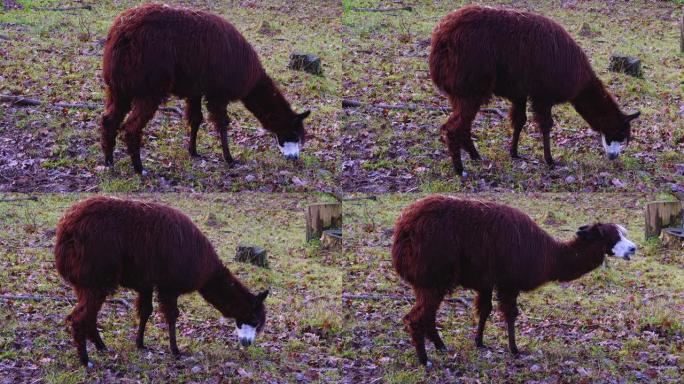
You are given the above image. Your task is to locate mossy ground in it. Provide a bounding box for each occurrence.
[343,193,683,383]
[0,0,341,192]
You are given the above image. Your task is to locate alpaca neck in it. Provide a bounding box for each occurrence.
[552,238,606,282]
[199,266,254,319]
[571,77,622,131]
[241,75,295,130]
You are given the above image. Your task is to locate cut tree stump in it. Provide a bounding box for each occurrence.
[321,229,342,250]
[608,54,643,78]
[661,228,684,249]
[305,203,342,242]
[644,201,684,238]
[235,244,268,268]
[288,52,323,76]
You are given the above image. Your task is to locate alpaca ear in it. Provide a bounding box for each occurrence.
[256,290,269,303]
[577,226,597,240]
[626,111,640,122]
[297,110,311,121]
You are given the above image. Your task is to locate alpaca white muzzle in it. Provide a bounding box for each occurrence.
[611,229,636,260]
[236,324,256,347]
[279,141,300,160]
[601,135,622,160]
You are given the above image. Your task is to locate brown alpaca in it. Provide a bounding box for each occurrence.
[391,195,636,366]
[429,6,640,176]
[101,3,310,174]
[54,196,268,367]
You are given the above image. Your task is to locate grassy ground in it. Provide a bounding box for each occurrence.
[343,193,683,383]
[0,0,341,193]
[340,0,684,193]
[0,193,348,383]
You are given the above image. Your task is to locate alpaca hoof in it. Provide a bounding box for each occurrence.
[86,361,94,369]
[189,150,200,158]
[136,342,147,350]
[104,158,113,167]
[425,360,433,368]
[460,171,468,178]
[435,345,449,354]
[510,347,520,356]
[95,344,108,352]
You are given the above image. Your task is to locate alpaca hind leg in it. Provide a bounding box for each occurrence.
[424,290,448,352]
[206,99,233,164]
[509,99,527,159]
[498,290,520,355]
[474,288,493,348]
[403,306,429,366]
[531,102,555,167]
[122,97,162,174]
[69,290,107,366]
[158,292,181,356]
[442,98,482,176]
[101,92,131,166]
[185,97,203,157]
[404,288,446,365]
[135,289,153,349]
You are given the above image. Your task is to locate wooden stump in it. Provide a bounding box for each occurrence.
[661,228,684,249]
[321,229,342,250]
[645,201,684,238]
[235,244,268,268]
[305,203,342,242]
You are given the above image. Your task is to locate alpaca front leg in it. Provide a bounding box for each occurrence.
[206,99,234,164]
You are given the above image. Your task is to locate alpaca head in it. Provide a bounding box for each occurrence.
[235,290,269,347]
[601,111,640,160]
[274,111,310,160]
[576,223,636,260]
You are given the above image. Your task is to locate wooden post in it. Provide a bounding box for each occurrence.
[305,203,342,242]
[644,201,684,238]
[680,14,684,53]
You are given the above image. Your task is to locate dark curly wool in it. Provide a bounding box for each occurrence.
[55,196,267,366]
[392,195,631,365]
[101,3,309,173]
[429,5,639,175]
